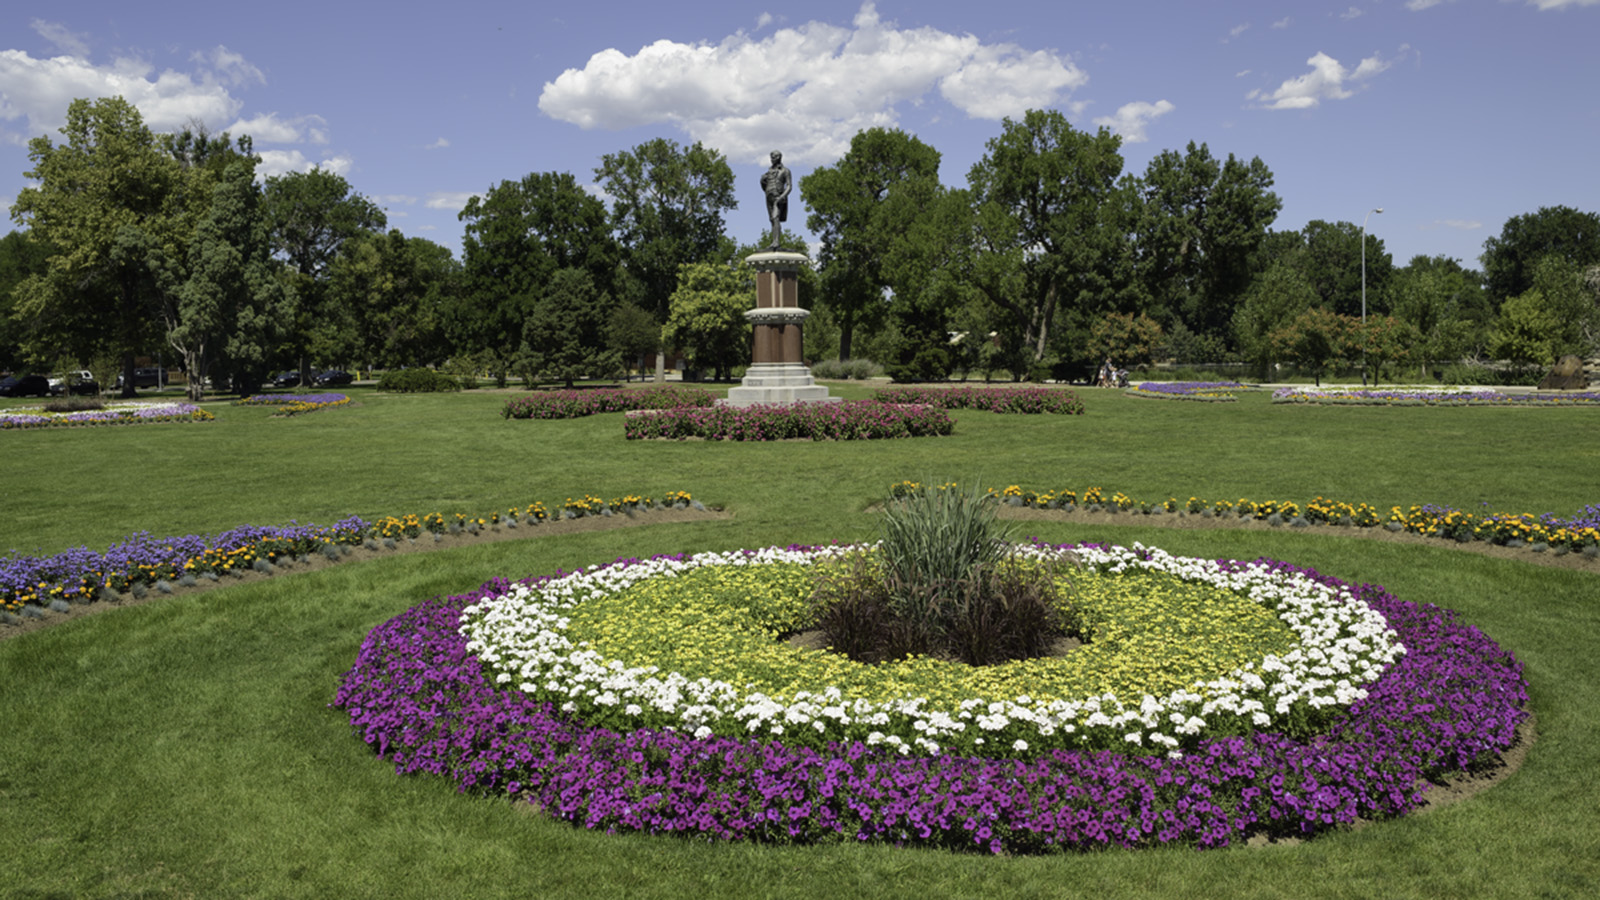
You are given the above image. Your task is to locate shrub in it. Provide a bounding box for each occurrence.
[376,368,461,393]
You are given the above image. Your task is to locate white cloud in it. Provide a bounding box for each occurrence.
[1225,23,1250,41]
[756,13,774,29]
[256,150,352,180]
[425,137,450,150]
[1526,0,1600,8]
[1425,219,1483,231]
[425,191,478,213]
[1340,7,1365,20]
[226,112,328,144]
[376,194,417,207]
[30,19,90,58]
[1091,99,1174,143]
[191,46,264,88]
[1272,18,1292,29]
[1406,0,1450,9]
[1247,51,1394,110]
[537,1,1086,165]
[0,49,245,137]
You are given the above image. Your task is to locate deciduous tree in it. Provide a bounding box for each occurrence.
[596,139,736,379]
[10,97,178,395]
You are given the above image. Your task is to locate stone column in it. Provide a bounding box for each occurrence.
[720,251,838,407]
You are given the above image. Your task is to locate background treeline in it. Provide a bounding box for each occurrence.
[4,97,1598,395]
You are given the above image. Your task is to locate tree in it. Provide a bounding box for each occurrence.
[966,110,1133,364]
[1269,307,1354,386]
[1233,261,1317,380]
[165,160,295,400]
[451,171,616,386]
[1357,316,1418,387]
[0,230,55,372]
[1131,142,1281,340]
[595,139,737,379]
[609,302,661,381]
[517,268,621,387]
[1391,255,1487,374]
[10,97,179,395]
[661,261,753,381]
[325,230,454,371]
[262,168,386,384]
[1297,220,1394,319]
[1087,312,1165,372]
[801,128,942,360]
[1481,205,1600,304]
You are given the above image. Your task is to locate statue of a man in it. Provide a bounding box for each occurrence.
[760,150,791,250]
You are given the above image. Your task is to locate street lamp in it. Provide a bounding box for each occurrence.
[1361,207,1383,384]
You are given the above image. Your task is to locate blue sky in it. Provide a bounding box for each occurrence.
[3,0,1596,271]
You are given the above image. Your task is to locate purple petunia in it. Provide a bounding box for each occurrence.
[332,546,1527,853]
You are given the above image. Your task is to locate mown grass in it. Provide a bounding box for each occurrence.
[2,384,1597,898]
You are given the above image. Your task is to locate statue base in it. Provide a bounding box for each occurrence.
[720,363,840,407]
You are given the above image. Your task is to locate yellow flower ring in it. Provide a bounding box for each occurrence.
[460,543,1405,760]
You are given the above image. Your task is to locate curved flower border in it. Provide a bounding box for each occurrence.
[1127,382,1248,402]
[1272,386,1600,406]
[334,545,1527,852]
[236,393,350,415]
[459,544,1403,758]
[1,400,215,430]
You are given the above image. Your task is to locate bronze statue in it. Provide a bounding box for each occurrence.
[760,150,791,250]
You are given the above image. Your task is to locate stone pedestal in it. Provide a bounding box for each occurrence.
[721,252,839,407]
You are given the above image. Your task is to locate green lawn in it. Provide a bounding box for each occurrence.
[1,385,1597,898]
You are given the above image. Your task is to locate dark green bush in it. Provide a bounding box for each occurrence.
[376,368,462,393]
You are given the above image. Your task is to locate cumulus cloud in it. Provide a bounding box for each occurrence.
[226,112,328,144]
[537,2,1086,164]
[1247,51,1395,110]
[1091,99,1174,143]
[0,49,245,137]
[256,150,352,179]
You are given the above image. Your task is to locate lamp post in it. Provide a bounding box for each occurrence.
[1361,207,1383,385]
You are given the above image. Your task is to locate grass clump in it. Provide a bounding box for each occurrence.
[812,483,1070,666]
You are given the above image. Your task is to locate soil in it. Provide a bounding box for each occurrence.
[2,500,1544,831]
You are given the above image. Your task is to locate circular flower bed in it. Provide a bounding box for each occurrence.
[334,543,1527,852]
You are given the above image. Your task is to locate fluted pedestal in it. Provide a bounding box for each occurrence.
[720,252,838,407]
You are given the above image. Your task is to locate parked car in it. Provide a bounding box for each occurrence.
[112,367,168,390]
[315,369,353,386]
[272,370,303,388]
[49,370,99,396]
[0,374,51,397]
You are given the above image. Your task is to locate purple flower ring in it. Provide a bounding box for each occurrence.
[334,543,1527,853]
